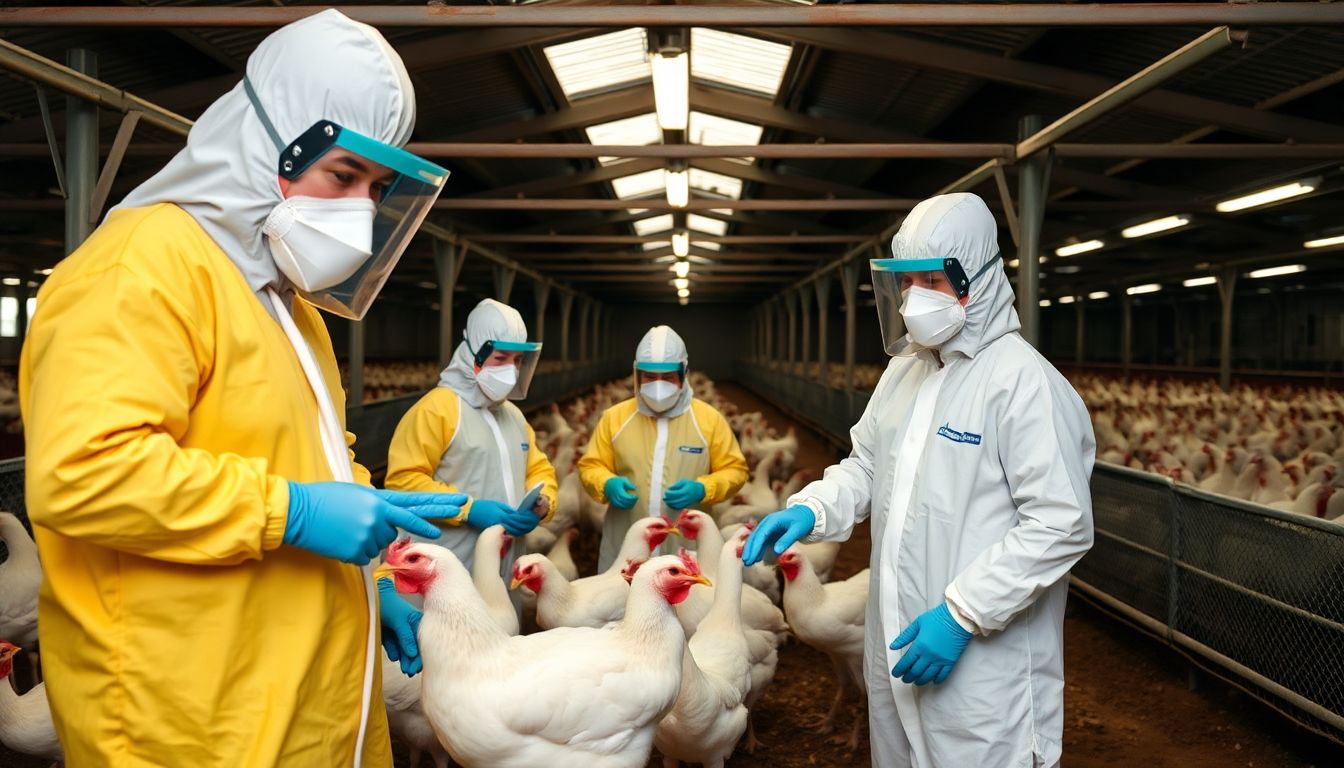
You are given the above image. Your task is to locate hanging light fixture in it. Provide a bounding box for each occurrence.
[672,261,691,279]
[672,230,689,257]
[665,168,689,208]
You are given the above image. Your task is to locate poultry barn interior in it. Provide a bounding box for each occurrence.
[2,2,1344,767]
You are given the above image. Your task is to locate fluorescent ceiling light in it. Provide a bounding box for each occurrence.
[1039,299,1052,308]
[1247,264,1306,279]
[1055,239,1104,258]
[1122,216,1189,239]
[1055,265,1081,274]
[689,167,743,199]
[1088,291,1110,300]
[677,288,691,298]
[1215,179,1318,213]
[415,281,437,290]
[1057,295,1075,305]
[543,29,649,100]
[687,214,727,236]
[612,168,665,199]
[585,113,661,165]
[665,169,689,208]
[651,52,689,131]
[1183,276,1217,287]
[673,261,691,278]
[696,241,722,251]
[679,296,689,306]
[688,112,763,147]
[673,277,690,290]
[690,29,792,98]
[1126,283,1162,295]
[641,240,669,251]
[37,268,53,276]
[672,231,689,257]
[1304,234,1344,249]
[632,214,674,235]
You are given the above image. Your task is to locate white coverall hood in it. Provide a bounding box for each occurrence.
[888,193,1019,359]
[115,9,416,301]
[634,325,693,418]
[789,193,1095,766]
[440,299,530,410]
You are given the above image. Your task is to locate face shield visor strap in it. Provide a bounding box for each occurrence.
[473,340,543,399]
[244,76,286,153]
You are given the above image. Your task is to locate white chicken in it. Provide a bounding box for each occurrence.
[719,523,780,604]
[473,525,519,636]
[0,513,40,653]
[512,552,639,630]
[387,540,703,768]
[778,546,870,749]
[545,527,581,582]
[382,657,450,768]
[0,641,61,764]
[653,539,752,768]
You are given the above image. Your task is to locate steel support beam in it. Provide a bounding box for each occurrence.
[463,158,662,200]
[533,280,551,344]
[590,303,601,363]
[799,285,812,377]
[411,142,1014,159]
[1074,302,1086,366]
[841,261,860,396]
[440,85,653,143]
[1121,293,1134,380]
[1217,267,1238,392]
[6,5,1341,27]
[558,292,574,364]
[434,241,466,369]
[1016,115,1047,349]
[469,234,868,245]
[492,263,516,303]
[64,48,97,252]
[814,274,831,385]
[436,198,918,212]
[576,299,591,363]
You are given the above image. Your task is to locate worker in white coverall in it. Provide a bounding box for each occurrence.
[743,192,1095,768]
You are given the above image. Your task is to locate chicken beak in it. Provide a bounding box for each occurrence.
[692,574,712,588]
[665,526,681,538]
[509,577,524,590]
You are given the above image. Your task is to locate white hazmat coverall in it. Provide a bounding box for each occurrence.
[788,193,1096,768]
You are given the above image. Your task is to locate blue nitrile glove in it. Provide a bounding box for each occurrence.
[889,603,974,686]
[283,482,462,565]
[466,499,540,537]
[741,505,816,566]
[603,476,639,510]
[378,577,423,677]
[663,479,706,511]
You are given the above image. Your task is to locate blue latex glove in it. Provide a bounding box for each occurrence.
[889,603,974,686]
[663,479,706,510]
[378,577,423,677]
[603,476,639,510]
[467,499,540,536]
[283,482,462,565]
[741,505,816,566]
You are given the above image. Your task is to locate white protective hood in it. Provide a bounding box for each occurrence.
[634,325,693,418]
[888,193,1019,360]
[440,299,531,410]
[114,9,416,302]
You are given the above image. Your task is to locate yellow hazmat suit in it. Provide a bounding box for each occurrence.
[20,204,391,766]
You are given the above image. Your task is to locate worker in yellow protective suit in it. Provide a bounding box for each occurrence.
[578,325,749,571]
[386,298,558,604]
[18,11,463,767]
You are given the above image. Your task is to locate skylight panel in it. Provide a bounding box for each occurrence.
[585,113,662,165]
[688,112,763,147]
[688,214,728,236]
[544,29,651,100]
[633,215,674,235]
[689,168,743,199]
[611,169,665,199]
[642,241,670,251]
[690,29,792,98]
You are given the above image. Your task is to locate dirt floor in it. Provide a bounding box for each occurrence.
[4,381,1341,768]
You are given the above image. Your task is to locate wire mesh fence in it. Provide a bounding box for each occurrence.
[736,362,1344,744]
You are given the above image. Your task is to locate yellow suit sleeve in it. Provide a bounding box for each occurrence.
[384,389,469,523]
[524,423,559,523]
[696,406,750,505]
[348,431,372,487]
[577,410,620,504]
[22,264,290,565]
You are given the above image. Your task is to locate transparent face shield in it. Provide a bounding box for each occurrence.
[633,360,686,389]
[472,339,543,400]
[247,78,449,320]
[869,254,1000,354]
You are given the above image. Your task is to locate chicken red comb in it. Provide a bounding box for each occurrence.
[676,547,702,576]
[387,537,413,562]
[743,519,758,531]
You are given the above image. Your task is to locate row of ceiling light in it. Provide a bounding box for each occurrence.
[1050,177,1336,260]
[1039,264,1309,307]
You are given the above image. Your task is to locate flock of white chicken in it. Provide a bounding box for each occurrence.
[383,373,871,768]
[1078,375,1344,522]
[0,373,871,768]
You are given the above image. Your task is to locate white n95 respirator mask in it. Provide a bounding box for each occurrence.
[477,364,520,403]
[641,381,681,413]
[900,286,967,348]
[263,196,376,292]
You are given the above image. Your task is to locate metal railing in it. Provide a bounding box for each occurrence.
[734,361,1344,744]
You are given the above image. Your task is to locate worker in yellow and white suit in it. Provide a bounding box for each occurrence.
[385,298,558,594]
[19,11,464,767]
[578,325,748,571]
